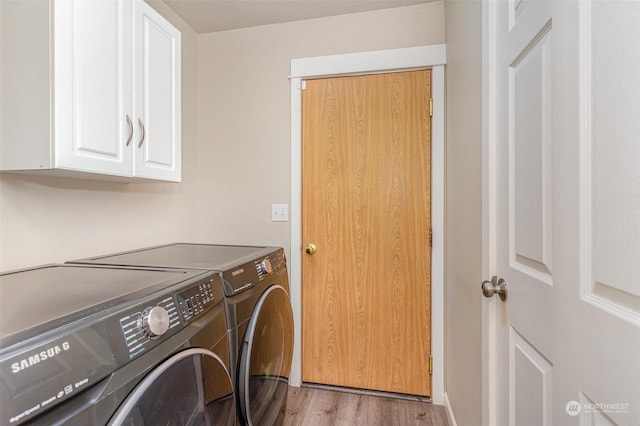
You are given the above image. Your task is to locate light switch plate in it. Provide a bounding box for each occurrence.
[271,204,289,222]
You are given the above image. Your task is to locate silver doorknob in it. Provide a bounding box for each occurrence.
[481,276,508,301]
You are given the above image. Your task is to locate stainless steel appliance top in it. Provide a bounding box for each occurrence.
[0,264,203,345]
[70,243,278,272]
[69,243,287,297]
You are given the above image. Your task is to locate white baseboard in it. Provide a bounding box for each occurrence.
[443,392,458,426]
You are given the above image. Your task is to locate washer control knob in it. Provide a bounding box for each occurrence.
[139,306,170,338]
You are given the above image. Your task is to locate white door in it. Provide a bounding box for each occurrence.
[483,1,640,425]
[133,0,181,182]
[54,0,133,176]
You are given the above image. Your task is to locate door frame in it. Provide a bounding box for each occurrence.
[289,44,446,405]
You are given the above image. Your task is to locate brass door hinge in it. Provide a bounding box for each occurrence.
[429,98,433,117]
[429,227,433,247]
[429,354,433,376]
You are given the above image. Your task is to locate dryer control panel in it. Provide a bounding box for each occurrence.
[255,251,285,281]
[222,248,287,296]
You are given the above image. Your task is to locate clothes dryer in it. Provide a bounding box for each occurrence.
[70,243,294,426]
[0,264,235,425]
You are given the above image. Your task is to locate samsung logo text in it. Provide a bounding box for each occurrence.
[10,342,71,373]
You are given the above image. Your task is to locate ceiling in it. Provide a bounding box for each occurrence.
[162,0,434,34]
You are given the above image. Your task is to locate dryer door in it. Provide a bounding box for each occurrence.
[109,348,235,425]
[238,285,294,426]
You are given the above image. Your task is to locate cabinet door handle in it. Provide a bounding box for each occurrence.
[125,115,133,146]
[137,118,146,148]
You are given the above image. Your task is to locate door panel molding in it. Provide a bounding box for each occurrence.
[508,23,553,284]
[509,327,552,426]
[289,45,445,404]
[578,1,640,326]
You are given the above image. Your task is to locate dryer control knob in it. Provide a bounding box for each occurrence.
[257,259,273,276]
[139,306,170,339]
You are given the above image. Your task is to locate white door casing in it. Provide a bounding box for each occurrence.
[289,45,446,404]
[483,1,640,425]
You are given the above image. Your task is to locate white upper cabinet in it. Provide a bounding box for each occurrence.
[0,0,181,182]
[133,2,181,181]
[53,0,134,177]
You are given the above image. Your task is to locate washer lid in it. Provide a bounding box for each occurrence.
[0,264,200,345]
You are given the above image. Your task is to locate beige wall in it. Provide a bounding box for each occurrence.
[195,2,445,255]
[0,2,199,271]
[444,0,483,424]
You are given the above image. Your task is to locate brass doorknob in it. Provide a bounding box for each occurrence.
[305,243,317,255]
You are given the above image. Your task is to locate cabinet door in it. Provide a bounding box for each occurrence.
[54,0,134,176]
[133,1,181,182]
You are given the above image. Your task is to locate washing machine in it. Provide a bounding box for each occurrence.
[0,264,235,425]
[70,243,295,426]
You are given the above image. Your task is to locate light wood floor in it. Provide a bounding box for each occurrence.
[283,386,449,426]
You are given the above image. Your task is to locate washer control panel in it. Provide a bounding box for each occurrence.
[117,274,221,360]
[176,276,217,321]
[119,296,180,359]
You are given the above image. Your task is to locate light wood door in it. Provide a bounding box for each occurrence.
[301,70,432,397]
[486,0,640,424]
